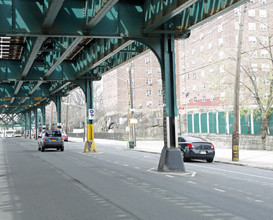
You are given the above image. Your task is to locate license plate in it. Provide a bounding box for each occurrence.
[51,139,56,142]
[200,151,206,154]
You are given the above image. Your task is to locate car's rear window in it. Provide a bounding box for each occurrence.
[183,136,206,142]
[45,131,62,137]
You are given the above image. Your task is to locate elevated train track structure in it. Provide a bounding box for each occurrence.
[0,0,247,171]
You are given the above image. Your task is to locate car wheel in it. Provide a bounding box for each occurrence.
[206,158,214,163]
[41,146,45,152]
[60,146,64,151]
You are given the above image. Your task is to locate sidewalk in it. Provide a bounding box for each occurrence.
[70,138,273,171]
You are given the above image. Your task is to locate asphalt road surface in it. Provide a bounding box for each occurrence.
[0,138,272,220]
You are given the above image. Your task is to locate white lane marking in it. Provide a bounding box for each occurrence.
[191,172,197,177]
[187,181,196,185]
[214,188,226,193]
[134,167,140,169]
[123,164,129,167]
[165,175,174,178]
[189,164,273,180]
[247,197,264,203]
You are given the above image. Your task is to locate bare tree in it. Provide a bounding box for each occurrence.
[239,33,273,150]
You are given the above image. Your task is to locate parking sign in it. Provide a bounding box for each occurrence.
[89,109,95,120]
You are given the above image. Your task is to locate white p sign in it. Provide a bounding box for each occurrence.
[89,109,95,120]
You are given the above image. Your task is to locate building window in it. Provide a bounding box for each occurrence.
[146,89,152,96]
[208,42,213,50]
[218,24,223,33]
[220,65,225,73]
[220,92,225,100]
[202,96,206,102]
[145,57,151,64]
[259,10,267,18]
[249,0,255,3]
[191,48,195,55]
[209,68,214,74]
[259,0,266,4]
[181,52,185,59]
[220,78,225,86]
[260,23,267,31]
[126,67,134,74]
[235,22,240,30]
[191,37,195,43]
[201,70,205,77]
[145,68,152,75]
[199,32,204,40]
[261,50,269,58]
[249,36,257,44]
[200,45,204,53]
[248,23,256,31]
[193,97,197,103]
[158,90,162,96]
[202,83,205,89]
[192,72,196,79]
[210,95,215,101]
[157,68,161,74]
[219,51,224,59]
[251,51,257,58]
[262,64,269,72]
[208,56,212,63]
[208,29,212,36]
[218,38,223,46]
[145,78,152,85]
[146,101,153,107]
[192,85,196,92]
[251,63,258,72]
[192,60,196,66]
[248,9,255,17]
[158,100,163,106]
[157,79,162,85]
[234,8,240,16]
[260,36,268,44]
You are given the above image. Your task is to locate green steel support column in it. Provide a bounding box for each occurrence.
[34,108,38,140]
[56,96,62,130]
[28,111,32,139]
[84,79,97,153]
[140,34,185,172]
[24,113,27,138]
[41,105,46,131]
[157,34,185,172]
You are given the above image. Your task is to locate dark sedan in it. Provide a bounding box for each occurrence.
[178,136,215,163]
[38,130,64,152]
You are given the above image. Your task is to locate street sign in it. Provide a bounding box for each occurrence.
[88,109,95,120]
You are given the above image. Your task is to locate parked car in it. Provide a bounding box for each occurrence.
[38,130,64,152]
[178,135,215,163]
[62,132,68,141]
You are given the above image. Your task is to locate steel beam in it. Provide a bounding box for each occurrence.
[144,0,198,33]
[43,0,65,29]
[86,0,119,29]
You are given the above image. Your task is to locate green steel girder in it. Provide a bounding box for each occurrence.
[0,0,248,118]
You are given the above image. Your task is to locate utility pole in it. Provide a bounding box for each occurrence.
[232,4,246,161]
[129,62,136,147]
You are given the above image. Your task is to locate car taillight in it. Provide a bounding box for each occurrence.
[187,143,195,149]
[42,137,45,141]
[62,137,64,141]
[211,144,215,149]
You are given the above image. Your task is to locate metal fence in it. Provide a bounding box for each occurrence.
[187,111,273,135]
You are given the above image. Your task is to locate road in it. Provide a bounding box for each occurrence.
[0,138,272,220]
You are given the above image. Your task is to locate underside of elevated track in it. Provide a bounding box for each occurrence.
[0,0,248,171]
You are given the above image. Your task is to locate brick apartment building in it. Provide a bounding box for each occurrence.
[94,0,273,138]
